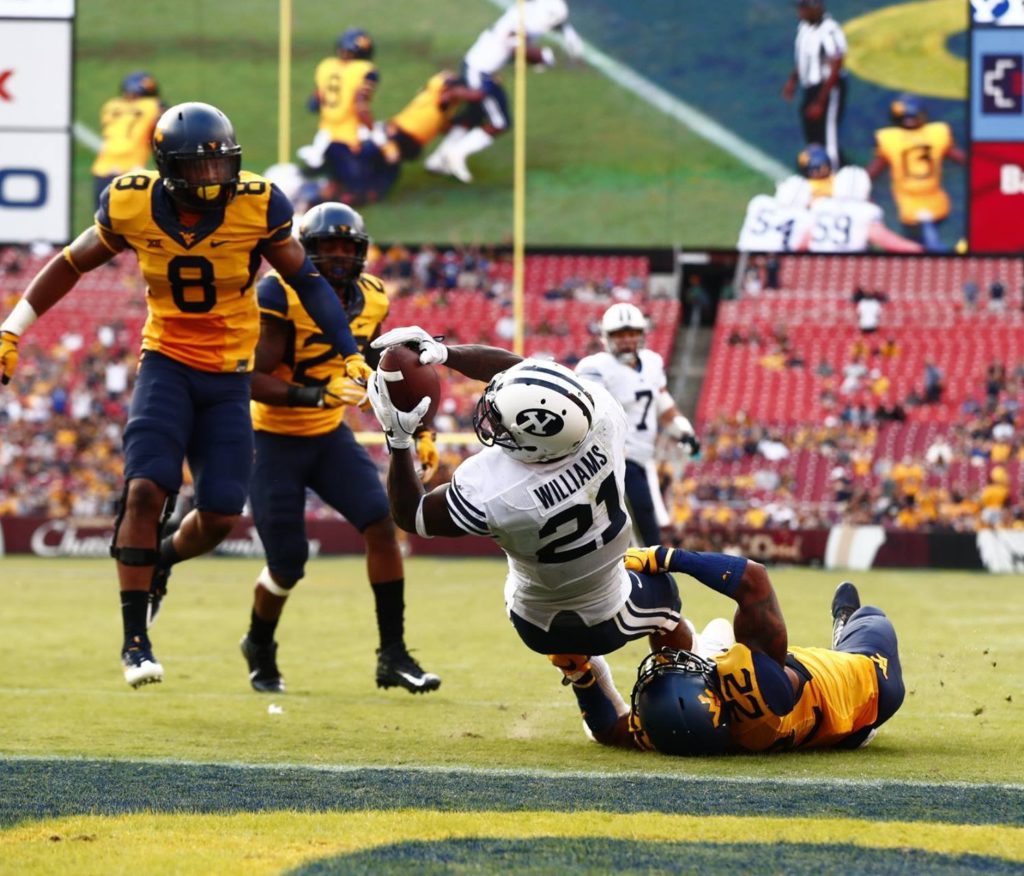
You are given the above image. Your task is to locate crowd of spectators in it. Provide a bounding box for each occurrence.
[3,242,1022,536]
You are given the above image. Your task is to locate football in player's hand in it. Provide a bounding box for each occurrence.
[378,343,440,425]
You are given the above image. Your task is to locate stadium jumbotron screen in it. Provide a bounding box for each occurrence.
[62,0,1015,252]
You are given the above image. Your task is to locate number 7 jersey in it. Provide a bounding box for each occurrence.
[446,381,634,630]
[96,169,294,373]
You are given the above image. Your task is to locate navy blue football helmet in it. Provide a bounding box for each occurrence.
[631,648,731,756]
[890,93,926,128]
[298,202,370,287]
[337,28,374,59]
[121,71,159,98]
[153,102,242,213]
[797,143,832,179]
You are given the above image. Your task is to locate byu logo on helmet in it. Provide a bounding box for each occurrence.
[516,408,564,437]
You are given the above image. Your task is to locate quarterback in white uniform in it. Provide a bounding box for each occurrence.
[804,165,923,253]
[366,327,699,722]
[737,175,814,253]
[425,0,584,183]
[575,303,699,546]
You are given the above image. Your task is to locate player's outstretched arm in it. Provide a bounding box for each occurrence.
[372,325,522,382]
[868,223,924,254]
[1,226,119,384]
[625,548,788,665]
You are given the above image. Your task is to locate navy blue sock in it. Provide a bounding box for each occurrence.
[120,590,149,642]
[569,672,620,738]
[158,535,182,568]
[248,609,279,646]
[372,579,405,649]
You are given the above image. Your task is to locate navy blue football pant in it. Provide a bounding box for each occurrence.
[510,570,681,656]
[835,606,905,744]
[122,350,253,515]
[624,459,661,547]
[250,425,390,582]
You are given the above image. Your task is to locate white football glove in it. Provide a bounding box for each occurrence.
[367,368,431,450]
[371,325,449,365]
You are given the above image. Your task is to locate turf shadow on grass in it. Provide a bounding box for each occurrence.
[287,838,1024,876]
[2,759,1023,828]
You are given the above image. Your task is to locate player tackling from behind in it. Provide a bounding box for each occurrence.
[366,328,716,717]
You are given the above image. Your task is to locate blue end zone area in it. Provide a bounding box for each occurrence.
[2,759,1021,828]
[570,0,967,245]
[290,838,1024,876]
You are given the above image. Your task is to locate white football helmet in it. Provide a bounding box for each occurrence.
[774,175,812,210]
[600,303,647,363]
[832,166,872,202]
[473,359,595,463]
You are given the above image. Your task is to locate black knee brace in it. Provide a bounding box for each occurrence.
[109,483,178,566]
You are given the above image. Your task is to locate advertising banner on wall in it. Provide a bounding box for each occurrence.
[0,14,73,244]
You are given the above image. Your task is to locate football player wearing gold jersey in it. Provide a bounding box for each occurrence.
[370,71,484,200]
[867,94,965,250]
[307,28,380,204]
[384,71,484,164]
[91,71,165,207]
[797,143,833,200]
[243,202,440,695]
[554,548,904,755]
[0,102,369,689]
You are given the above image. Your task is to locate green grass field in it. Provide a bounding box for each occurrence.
[2,556,1023,873]
[2,556,1021,779]
[72,0,766,246]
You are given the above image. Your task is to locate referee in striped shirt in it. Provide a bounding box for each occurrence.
[782,0,848,168]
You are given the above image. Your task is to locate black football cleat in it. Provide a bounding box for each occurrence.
[122,634,164,688]
[240,635,285,693]
[831,581,861,649]
[147,562,172,629]
[376,643,441,694]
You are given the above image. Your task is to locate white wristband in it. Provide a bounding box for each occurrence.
[1,298,38,336]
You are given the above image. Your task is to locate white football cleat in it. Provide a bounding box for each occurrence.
[424,150,450,175]
[446,154,473,184]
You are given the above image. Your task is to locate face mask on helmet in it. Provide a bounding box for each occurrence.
[299,202,370,287]
[631,649,731,756]
[601,304,647,363]
[472,359,595,463]
[153,102,242,213]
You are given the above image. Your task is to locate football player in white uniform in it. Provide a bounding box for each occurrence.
[424,0,584,183]
[367,327,701,723]
[802,166,923,253]
[737,175,814,252]
[575,304,699,546]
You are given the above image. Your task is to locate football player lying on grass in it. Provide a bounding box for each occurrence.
[554,547,905,755]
